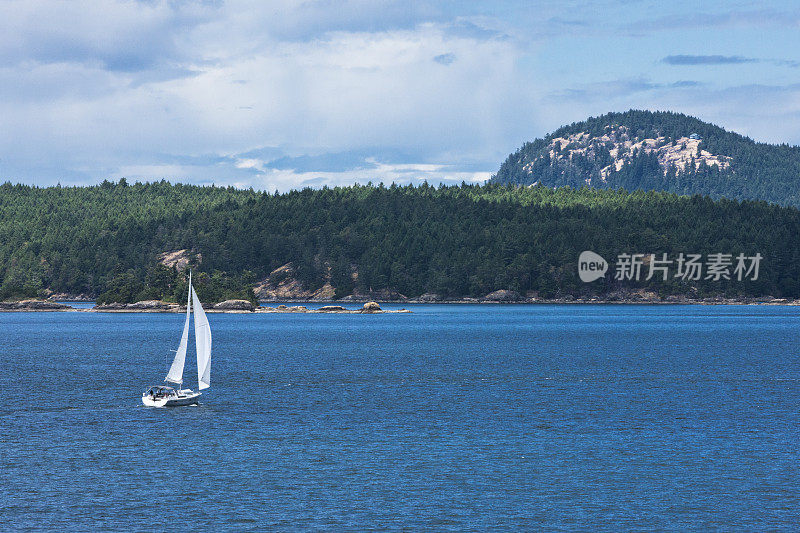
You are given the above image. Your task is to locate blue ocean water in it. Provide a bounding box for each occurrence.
[1,304,799,531]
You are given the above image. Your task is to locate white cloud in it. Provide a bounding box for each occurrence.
[109,157,490,193]
[1,1,800,189]
[174,23,528,151]
[0,3,529,187]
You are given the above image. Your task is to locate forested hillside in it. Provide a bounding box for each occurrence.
[1,180,799,302]
[492,110,800,206]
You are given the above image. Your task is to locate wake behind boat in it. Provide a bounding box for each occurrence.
[142,272,211,407]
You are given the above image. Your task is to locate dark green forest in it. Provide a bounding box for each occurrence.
[492,110,800,207]
[1,180,799,302]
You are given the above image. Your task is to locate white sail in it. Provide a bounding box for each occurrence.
[165,276,192,384]
[192,285,211,390]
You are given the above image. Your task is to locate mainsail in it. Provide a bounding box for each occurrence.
[192,286,212,390]
[165,275,192,384]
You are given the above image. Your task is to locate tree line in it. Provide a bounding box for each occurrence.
[1,180,799,302]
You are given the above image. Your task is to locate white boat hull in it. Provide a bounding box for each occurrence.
[142,388,201,407]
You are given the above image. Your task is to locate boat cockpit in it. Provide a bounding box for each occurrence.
[143,386,177,399]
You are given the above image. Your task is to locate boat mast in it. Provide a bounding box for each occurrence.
[164,269,192,389]
[184,270,192,391]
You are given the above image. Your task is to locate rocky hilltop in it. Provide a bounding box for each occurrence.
[492,109,800,206]
[539,127,730,184]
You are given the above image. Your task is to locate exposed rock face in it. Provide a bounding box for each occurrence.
[254,304,410,313]
[127,300,175,310]
[158,249,200,272]
[0,299,71,311]
[254,263,302,299]
[537,127,731,185]
[482,290,523,302]
[258,305,309,312]
[253,262,406,302]
[414,293,442,302]
[212,299,255,311]
[362,301,381,312]
[310,282,336,301]
[94,300,179,311]
[338,288,407,302]
[601,288,663,303]
[254,263,335,300]
[46,292,94,301]
[94,302,126,310]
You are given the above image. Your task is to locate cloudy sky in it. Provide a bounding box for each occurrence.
[2,0,799,190]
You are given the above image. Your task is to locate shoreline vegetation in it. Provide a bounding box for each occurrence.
[3,181,800,305]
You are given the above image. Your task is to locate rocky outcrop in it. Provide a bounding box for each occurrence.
[488,111,799,204]
[412,293,443,302]
[309,283,336,301]
[256,304,409,314]
[46,292,94,301]
[94,302,127,310]
[212,299,255,311]
[254,263,335,300]
[254,262,406,302]
[94,300,180,312]
[338,288,407,302]
[268,304,308,312]
[0,299,71,311]
[128,300,175,310]
[482,290,523,302]
[362,301,381,312]
[539,128,731,183]
[157,249,200,271]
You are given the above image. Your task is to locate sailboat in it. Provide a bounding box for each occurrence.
[142,272,211,407]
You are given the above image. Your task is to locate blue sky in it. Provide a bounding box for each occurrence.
[2,0,799,190]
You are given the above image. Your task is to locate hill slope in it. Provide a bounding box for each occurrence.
[491,110,800,206]
[1,181,799,302]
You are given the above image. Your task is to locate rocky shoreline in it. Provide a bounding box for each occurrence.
[0,299,410,313]
[0,299,76,311]
[258,291,800,306]
[3,294,800,312]
[253,288,800,306]
[90,299,408,313]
